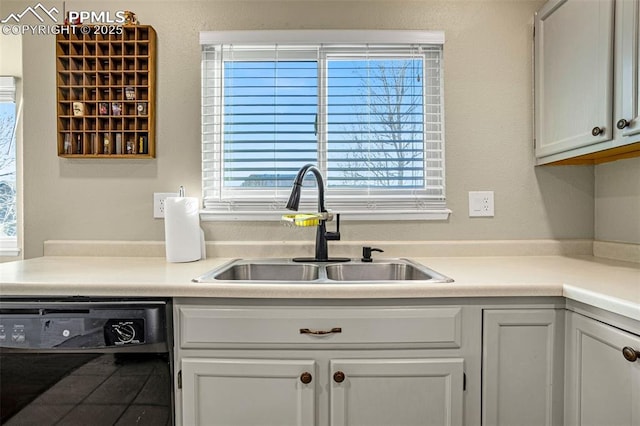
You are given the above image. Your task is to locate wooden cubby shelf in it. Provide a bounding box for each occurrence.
[56,25,156,158]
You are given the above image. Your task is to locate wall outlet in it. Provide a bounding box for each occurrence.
[468,191,494,217]
[154,192,178,218]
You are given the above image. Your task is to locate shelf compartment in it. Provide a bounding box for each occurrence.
[57,87,71,101]
[84,74,97,88]
[136,42,149,56]
[70,87,83,101]
[110,117,123,130]
[135,88,148,101]
[110,73,123,86]
[97,89,111,101]
[136,72,148,86]
[84,58,96,71]
[110,58,123,71]
[97,43,110,57]
[57,115,71,129]
[123,27,136,41]
[123,73,136,86]
[124,58,136,71]
[137,27,149,40]
[83,43,96,56]
[57,42,70,56]
[111,43,123,56]
[69,43,83,56]
[136,58,148,71]
[57,72,70,86]
[124,42,136,56]
[69,57,83,71]
[83,102,97,116]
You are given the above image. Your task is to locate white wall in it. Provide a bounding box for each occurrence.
[6,0,602,259]
[595,157,640,244]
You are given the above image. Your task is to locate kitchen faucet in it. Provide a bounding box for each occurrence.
[286,164,349,263]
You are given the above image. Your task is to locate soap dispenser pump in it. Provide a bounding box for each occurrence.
[361,247,384,262]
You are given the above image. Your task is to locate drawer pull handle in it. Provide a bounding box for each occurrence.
[300,372,313,384]
[299,327,342,335]
[622,346,639,362]
[333,371,346,383]
[592,126,604,136]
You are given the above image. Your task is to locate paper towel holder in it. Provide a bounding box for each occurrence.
[164,186,206,262]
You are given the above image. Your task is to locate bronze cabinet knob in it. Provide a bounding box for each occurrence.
[617,119,630,130]
[592,126,604,136]
[333,371,346,383]
[300,372,313,384]
[622,346,639,363]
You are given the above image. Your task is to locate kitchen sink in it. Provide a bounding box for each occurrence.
[209,262,319,281]
[193,258,453,284]
[325,261,448,281]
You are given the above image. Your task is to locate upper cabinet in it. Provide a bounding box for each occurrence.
[534,0,640,165]
[616,0,640,142]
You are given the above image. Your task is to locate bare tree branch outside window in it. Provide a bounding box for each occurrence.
[327,58,424,189]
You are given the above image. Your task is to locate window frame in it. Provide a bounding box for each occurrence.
[200,30,449,221]
[0,76,19,256]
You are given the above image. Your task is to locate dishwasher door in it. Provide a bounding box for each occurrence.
[0,299,173,426]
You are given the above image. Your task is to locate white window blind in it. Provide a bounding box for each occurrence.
[201,31,449,220]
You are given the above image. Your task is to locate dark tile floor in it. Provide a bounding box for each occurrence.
[4,354,171,426]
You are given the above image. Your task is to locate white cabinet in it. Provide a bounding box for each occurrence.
[564,311,640,426]
[482,309,565,426]
[615,0,640,141]
[330,358,464,426]
[174,301,475,426]
[181,358,316,426]
[534,0,640,165]
[534,0,614,160]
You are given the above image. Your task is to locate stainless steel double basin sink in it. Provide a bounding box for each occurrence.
[193,258,454,284]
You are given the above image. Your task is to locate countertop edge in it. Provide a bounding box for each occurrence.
[1,255,638,322]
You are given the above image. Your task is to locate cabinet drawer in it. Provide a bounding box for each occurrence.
[178,306,462,348]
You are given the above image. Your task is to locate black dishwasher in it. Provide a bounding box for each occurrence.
[0,298,173,425]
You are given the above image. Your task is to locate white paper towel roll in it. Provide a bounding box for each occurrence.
[164,196,203,262]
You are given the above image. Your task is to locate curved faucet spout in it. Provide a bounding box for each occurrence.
[285,164,347,263]
[286,164,326,213]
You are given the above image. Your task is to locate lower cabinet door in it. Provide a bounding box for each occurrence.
[181,358,316,426]
[482,309,564,426]
[565,312,640,426]
[329,358,464,426]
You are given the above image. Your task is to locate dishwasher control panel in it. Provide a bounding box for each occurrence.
[0,300,167,350]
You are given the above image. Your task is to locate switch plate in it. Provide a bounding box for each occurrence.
[153,192,178,218]
[468,191,494,217]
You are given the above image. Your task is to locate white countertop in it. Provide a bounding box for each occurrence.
[0,255,639,321]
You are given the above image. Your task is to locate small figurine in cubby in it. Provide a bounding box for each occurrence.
[103,134,110,154]
[125,87,135,100]
[123,11,138,25]
[136,102,147,116]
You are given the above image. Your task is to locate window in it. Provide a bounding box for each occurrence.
[201,31,448,220]
[0,76,18,255]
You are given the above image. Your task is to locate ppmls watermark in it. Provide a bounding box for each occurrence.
[1,3,126,36]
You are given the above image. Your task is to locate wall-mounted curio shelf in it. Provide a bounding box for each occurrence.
[56,25,156,158]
